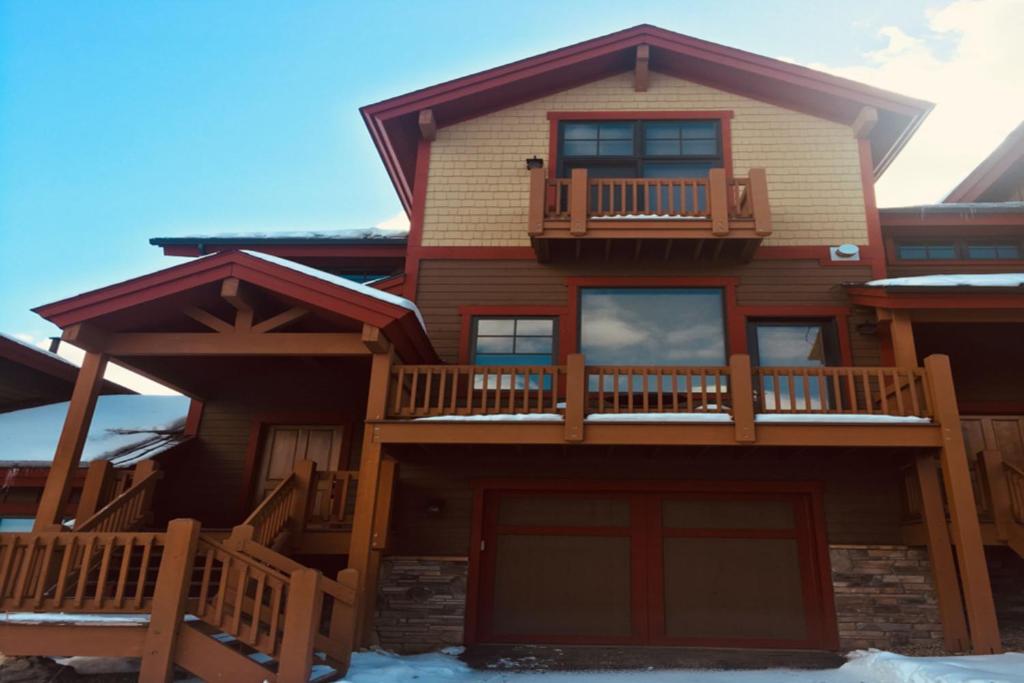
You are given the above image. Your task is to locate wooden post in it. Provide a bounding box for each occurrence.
[528,166,546,236]
[709,168,729,236]
[729,354,755,443]
[890,310,918,368]
[139,518,200,683]
[277,568,322,683]
[634,44,650,92]
[77,460,114,525]
[925,354,1002,653]
[564,353,585,442]
[359,456,397,645]
[749,168,772,236]
[34,351,108,530]
[915,454,970,651]
[977,449,1014,541]
[569,168,588,236]
[329,568,360,673]
[348,350,394,646]
[290,458,317,541]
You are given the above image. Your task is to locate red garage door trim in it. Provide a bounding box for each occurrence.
[465,480,838,650]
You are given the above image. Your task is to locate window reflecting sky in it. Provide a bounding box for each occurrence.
[754,325,826,366]
[580,288,726,365]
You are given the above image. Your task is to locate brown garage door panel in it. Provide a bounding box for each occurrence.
[473,485,835,649]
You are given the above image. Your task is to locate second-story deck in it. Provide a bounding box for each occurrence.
[371,354,949,449]
[528,167,772,262]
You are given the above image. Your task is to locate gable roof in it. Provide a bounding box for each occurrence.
[945,122,1024,203]
[32,250,438,363]
[0,333,133,413]
[362,24,933,212]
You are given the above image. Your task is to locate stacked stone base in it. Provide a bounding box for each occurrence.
[376,546,946,654]
[830,545,944,652]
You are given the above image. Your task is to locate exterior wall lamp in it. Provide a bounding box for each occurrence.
[525,156,544,170]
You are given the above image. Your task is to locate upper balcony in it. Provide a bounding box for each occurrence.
[527,167,772,262]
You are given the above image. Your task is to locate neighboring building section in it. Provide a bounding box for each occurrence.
[945,122,1024,203]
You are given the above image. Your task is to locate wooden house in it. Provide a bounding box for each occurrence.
[2,25,1023,682]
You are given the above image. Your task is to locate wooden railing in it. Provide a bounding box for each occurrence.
[753,366,932,417]
[0,531,163,612]
[75,465,161,533]
[1005,461,1024,525]
[243,472,298,546]
[585,366,731,414]
[388,364,565,418]
[311,470,359,526]
[529,166,771,238]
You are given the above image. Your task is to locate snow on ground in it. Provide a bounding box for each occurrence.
[339,649,1024,683]
[0,394,189,466]
[864,273,1024,288]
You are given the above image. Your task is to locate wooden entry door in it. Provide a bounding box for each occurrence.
[474,487,832,649]
[256,425,344,504]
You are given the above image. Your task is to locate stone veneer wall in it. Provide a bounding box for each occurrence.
[376,556,468,654]
[830,545,945,652]
[376,547,946,654]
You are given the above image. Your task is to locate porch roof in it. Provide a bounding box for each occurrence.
[32,250,439,364]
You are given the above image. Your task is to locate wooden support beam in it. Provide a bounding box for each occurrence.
[101,331,368,356]
[139,518,200,683]
[61,323,108,353]
[748,168,772,236]
[915,454,970,651]
[251,306,308,333]
[890,309,918,367]
[278,568,322,683]
[418,109,437,141]
[34,351,108,530]
[564,353,585,442]
[925,354,1002,653]
[348,350,394,646]
[730,354,755,442]
[77,460,114,524]
[569,168,589,236]
[183,306,233,333]
[362,324,391,354]
[221,277,254,331]
[634,44,650,92]
[528,166,546,236]
[359,456,397,645]
[708,168,729,236]
[852,106,879,139]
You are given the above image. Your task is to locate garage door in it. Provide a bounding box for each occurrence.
[473,486,834,649]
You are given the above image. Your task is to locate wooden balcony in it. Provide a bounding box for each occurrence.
[373,354,947,448]
[528,167,772,262]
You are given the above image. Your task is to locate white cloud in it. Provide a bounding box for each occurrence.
[376,210,411,231]
[13,332,180,396]
[793,0,1024,206]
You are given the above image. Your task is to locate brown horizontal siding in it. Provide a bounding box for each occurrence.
[415,258,878,364]
[386,445,910,557]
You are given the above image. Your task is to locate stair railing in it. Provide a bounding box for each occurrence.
[74,462,161,533]
[242,459,318,548]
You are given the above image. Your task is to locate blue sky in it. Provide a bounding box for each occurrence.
[1,0,1021,354]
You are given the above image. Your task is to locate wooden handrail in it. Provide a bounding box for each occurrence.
[75,468,161,533]
[1004,461,1024,524]
[243,472,297,546]
[0,531,165,612]
[311,470,359,526]
[753,366,931,417]
[585,364,732,414]
[388,364,565,418]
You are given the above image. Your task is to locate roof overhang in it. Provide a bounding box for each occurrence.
[880,204,1024,234]
[944,122,1024,203]
[0,335,133,402]
[362,24,933,213]
[33,250,438,364]
[847,283,1024,311]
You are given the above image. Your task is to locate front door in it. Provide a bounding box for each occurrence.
[256,425,344,504]
[474,486,833,649]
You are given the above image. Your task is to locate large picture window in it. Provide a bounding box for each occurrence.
[579,288,727,366]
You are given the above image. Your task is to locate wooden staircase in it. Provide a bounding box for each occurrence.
[0,461,360,682]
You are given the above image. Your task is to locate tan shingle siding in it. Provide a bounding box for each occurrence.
[422,72,868,247]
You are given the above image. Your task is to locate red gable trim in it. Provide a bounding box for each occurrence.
[32,251,439,363]
[362,24,933,211]
[945,122,1024,203]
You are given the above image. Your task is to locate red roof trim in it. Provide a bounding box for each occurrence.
[0,336,132,396]
[945,122,1024,203]
[32,251,438,363]
[361,24,933,210]
[847,285,1024,310]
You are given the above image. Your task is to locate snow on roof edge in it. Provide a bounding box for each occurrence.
[863,273,1024,288]
[152,227,409,243]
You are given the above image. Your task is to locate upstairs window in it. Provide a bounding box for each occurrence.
[558,120,723,179]
[471,318,556,367]
[895,239,1023,262]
